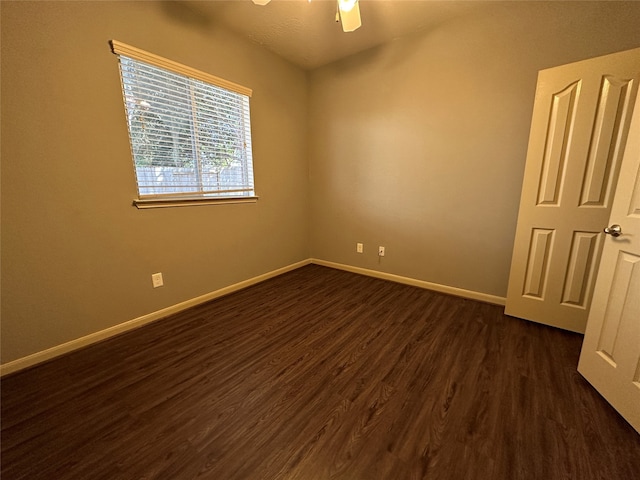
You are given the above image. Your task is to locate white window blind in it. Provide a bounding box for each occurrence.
[110,41,256,206]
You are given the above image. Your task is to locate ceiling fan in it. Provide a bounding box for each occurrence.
[252,0,362,32]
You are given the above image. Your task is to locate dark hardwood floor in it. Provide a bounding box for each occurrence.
[2,264,639,479]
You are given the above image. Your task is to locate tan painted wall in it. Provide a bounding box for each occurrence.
[1,1,309,363]
[308,2,640,298]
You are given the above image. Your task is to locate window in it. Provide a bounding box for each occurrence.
[110,41,257,208]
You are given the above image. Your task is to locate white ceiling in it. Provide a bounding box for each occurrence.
[179,0,489,70]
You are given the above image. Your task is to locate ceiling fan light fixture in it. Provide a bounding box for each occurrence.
[338,0,361,32]
[252,0,271,5]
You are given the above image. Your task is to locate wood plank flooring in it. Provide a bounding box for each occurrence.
[2,264,639,479]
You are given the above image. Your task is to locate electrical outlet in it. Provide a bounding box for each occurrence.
[151,272,164,288]
[356,242,364,253]
[378,246,385,257]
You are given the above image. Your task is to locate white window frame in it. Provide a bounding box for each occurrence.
[110,40,258,208]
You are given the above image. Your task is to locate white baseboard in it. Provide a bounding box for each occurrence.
[310,259,507,306]
[1,257,505,377]
[0,259,311,377]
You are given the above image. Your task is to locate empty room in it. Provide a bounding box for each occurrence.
[1,1,640,478]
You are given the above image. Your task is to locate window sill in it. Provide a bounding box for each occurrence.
[133,196,259,209]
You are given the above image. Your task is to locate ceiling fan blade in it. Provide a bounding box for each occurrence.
[338,0,361,32]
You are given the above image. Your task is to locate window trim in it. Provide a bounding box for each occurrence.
[110,40,257,208]
[132,196,258,209]
[110,40,252,97]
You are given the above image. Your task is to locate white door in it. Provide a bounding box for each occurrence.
[578,90,640,433]
[506,48,640,333]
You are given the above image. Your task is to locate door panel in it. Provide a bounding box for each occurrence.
[581,76,633,207]
[561,231,601,307]
[578,89,640,432]
[537,81,579,206]
[506,47,640,333]
[522,228,554,298]
[537,82,580,206]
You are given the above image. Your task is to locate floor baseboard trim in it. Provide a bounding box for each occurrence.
[1,258,504,377]
[0,259,311,377]
[310,259,507,306]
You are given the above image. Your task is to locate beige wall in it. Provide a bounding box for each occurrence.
[1,1,309,363]
[308,1,640,297]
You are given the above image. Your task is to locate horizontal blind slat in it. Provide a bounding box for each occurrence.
[123,78,246,113]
